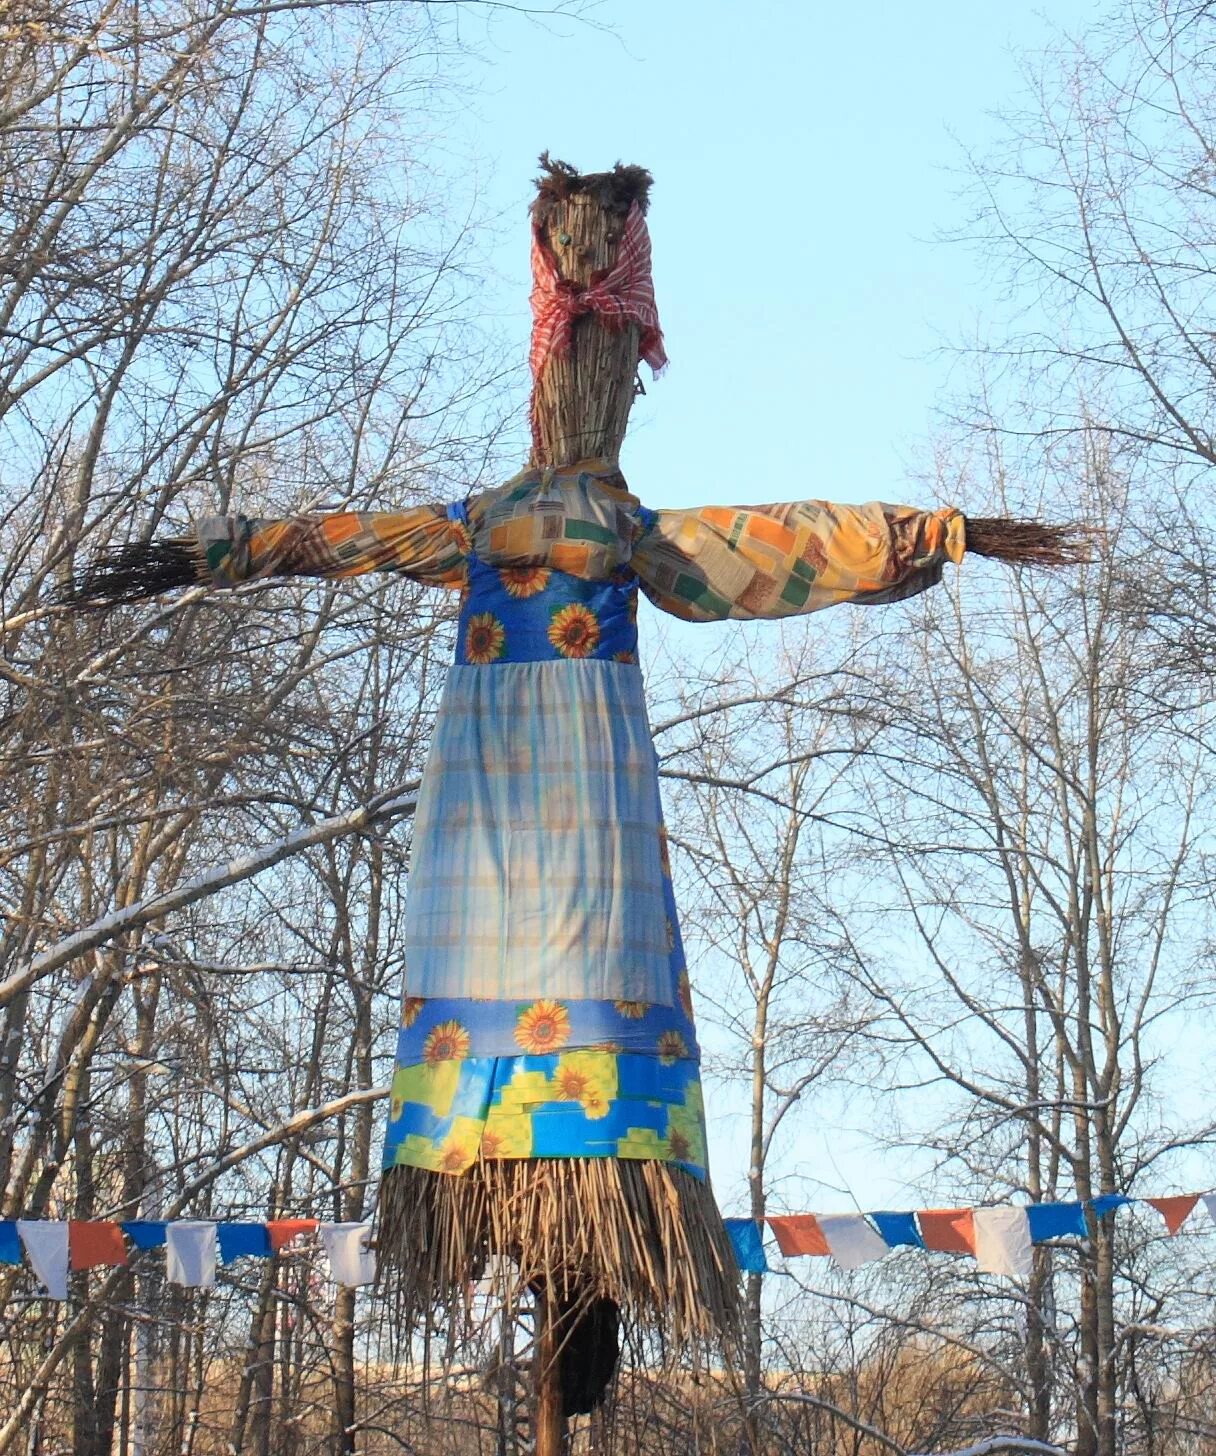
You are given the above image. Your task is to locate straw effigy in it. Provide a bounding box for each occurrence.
[61,156,1095,1453]
[375,158,742,1425]
[347,162,1095,1435]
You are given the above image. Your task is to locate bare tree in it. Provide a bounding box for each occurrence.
[0,0,512,1449]
[957,0,1216,672]
[652,627,880,1430]
[832,433,1216,1456]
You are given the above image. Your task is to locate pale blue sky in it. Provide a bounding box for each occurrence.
[454,0,1101,509]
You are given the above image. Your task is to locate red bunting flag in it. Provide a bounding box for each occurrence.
[767,1215,830,1257]
[918,1208,977,1255]
[266,1218,318,1252]
[1146,1195,1200,1236]
[69,1221,127,1270]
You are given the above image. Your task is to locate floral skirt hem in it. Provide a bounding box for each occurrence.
[382,1049,707,1179]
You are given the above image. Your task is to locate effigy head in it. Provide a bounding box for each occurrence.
[528,154,666,469]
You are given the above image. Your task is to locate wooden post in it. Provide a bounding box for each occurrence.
[533,1283,565,1456]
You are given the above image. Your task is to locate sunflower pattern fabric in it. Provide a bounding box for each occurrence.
[387,1036,707,1176]
[191,463,966,1183]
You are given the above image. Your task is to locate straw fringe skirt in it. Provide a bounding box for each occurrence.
[378,1157,739,1349]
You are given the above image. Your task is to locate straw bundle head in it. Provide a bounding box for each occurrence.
[528,155,658,469]
[532,153,654,224]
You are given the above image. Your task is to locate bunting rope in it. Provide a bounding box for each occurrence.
[0,1218,373,1299]
[724,1191,1212,1278]
[2,1192,1210,1300]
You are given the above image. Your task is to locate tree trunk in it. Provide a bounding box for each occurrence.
[740,966,770,1456]
[229,1265,277,1456]
[326,842,380,1456]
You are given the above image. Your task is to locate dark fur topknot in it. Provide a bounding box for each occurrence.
[531,153,653,223]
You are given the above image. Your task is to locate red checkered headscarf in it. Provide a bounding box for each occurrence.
[529,202,668,389]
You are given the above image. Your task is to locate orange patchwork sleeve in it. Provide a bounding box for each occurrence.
[195,506,466,591]
[632,500,965,622]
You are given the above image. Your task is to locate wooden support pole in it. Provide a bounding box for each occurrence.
[533,1283,566,1456]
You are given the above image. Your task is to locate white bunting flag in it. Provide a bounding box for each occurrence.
[319,1223,376,1288]
[17,1220,70,1300]
[973,1206,1033,1280]
[817,1213,889,1270]
[166,1222,217,1289]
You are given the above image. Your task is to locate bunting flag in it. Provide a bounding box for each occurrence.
[767,1214,829,1257]
[217,1222,272,1262]
[1146,1195,1200,1235]
[817,1213,888,1270]
[1026,1202,1089,1240]
[123,1221,167,1249]
[17,1221,69,1299]
[69,1221,128,1270]
[0,1222,22,1265]
[0,1189,1209,1298]
[166,1223,216,1289]
[870,1211,923,1248]
[918,1208,977,1256]
[319,1223,376,1287]
[973,1207,1032,1280]
[723,1218,769,1274]
[267,1218,317,1252]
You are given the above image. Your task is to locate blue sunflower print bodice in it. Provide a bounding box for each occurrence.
[450,499,639,667]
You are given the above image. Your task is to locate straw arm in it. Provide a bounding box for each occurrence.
[632,501,1096,625]
[63,537,202,606]
[963,515,1097,568]
[62,506,465,606]
[633,500,966,622]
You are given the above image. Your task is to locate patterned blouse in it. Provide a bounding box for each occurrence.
[194,460,966,620]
